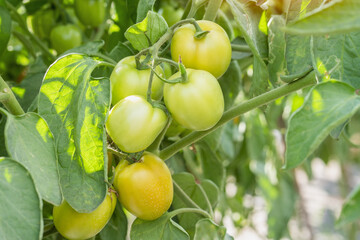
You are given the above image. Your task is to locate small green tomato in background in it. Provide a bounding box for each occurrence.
[110,56,164,106]
[114,152,173,220]
[105,95,167,153]
[171,20,232,78]
[53,191,116,240]
[50,24,82,54]
[74,0,106,27]
[164,69,224,131]
[161,5,183,26]
[31,10,57,40]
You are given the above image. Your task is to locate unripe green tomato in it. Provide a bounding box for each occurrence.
[171,20,232,78]
[31,10,57,40]
[161,5,183,26]
[164,69,224,131]
[74,0,106,27]
[110,56,164,106]
[50,24,82,54]
[105,95,167,153]
[114,152,173,220]
[53,191,116,240]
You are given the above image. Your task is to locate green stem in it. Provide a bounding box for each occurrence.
[149,66,182,84]
[107,147,127,159]
[187,0,207,18]
[12,30,37,59]
[0,75,25,115]
[156,57,179,69]
[159,71,317,160]
[146,59,156,103]
[93,0,113,40]
[0,92,10,102]
[173,180,203,210]
[147,118,172,154]
[93,53,117,65]
[341,132,360,148]
[6,2,55,61]
[169,207,211,219]
[231,44,252,52]
[203,0,222,21]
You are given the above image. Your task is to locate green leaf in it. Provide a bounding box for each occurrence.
[125,11,168,51]
[11,57,47,111]
[193,219,227,240]
[227,0,269,96]
[136,0,156,22]
[268,15,286,86]
[2,110,62,205]
[109,42,134,62]
[61,40,105,56]
[113,0,136,41]
[312,32,360,89]
[0,158,42,240]
[337,184,360,226]
[286,0,360,35]
[99,204,128,240]
[219,61,242,109]
[285,34,312,75]
[0,1,12,57]
[24,0,48,15]
[38,54,110,212]
[130,212,189,240]
[197,143,225,189]
[285,81,360,169]
[172,172,219,237]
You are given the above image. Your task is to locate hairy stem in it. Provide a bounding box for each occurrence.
[159,71,317,160]
[0,75,25,115]
[231,43,252,52]
[203,0,222,21]
[173,180,203,210]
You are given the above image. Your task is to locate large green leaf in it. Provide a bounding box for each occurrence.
[312,32,360,88]
[219,61,242,110]
[130,212,189,240]
[38,54,110,212]
[337,185,360,226]
[286,0,360,35]
[125,11,168,51]
[99,204,128,240]
[0,0,11,57]
[0,158,42,240]
[172,172,219,237]
[227,0,269,97]
[193,219,227,240]
[285,34,312,75]
[285,81,360,169]
[1,110,62,205]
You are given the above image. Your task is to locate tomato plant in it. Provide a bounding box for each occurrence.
[1,0,360,240]
[164,68,224,131]
[50,24,82,53]
[105,95,167,153]
[53,191,117,240]
[114,152,173,220]
[110,56,164,105]
[170,20,232,78]
[74,0,106,27]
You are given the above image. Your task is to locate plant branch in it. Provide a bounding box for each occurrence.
[203,0,222,21]
[197,182,214,218]
[159,71,317,160]
[231,43,252,52]
[0,75,25,115]
[147,117,172,154]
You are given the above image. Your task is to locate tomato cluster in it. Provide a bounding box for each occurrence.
[52,18,231,239]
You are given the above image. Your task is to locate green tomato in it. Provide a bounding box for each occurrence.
[164,69,224,131]
[110,56,164,106]
[171,20,232,78]
[53,191,117,240]
[74,0,106,27]
[31,10,57,40]
[50,24,82,54]
[105,95,167,153]
[114,152,173,220]
[161,5,183,26]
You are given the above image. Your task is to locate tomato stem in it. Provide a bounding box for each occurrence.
[159,71,317,160]
[0,75,25,115]
[203,0,222,21]
[147,117,172,154]
[173,180,203,210]
[146,59,156,104]
[231,43,252,52]
[187,0,207,18]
